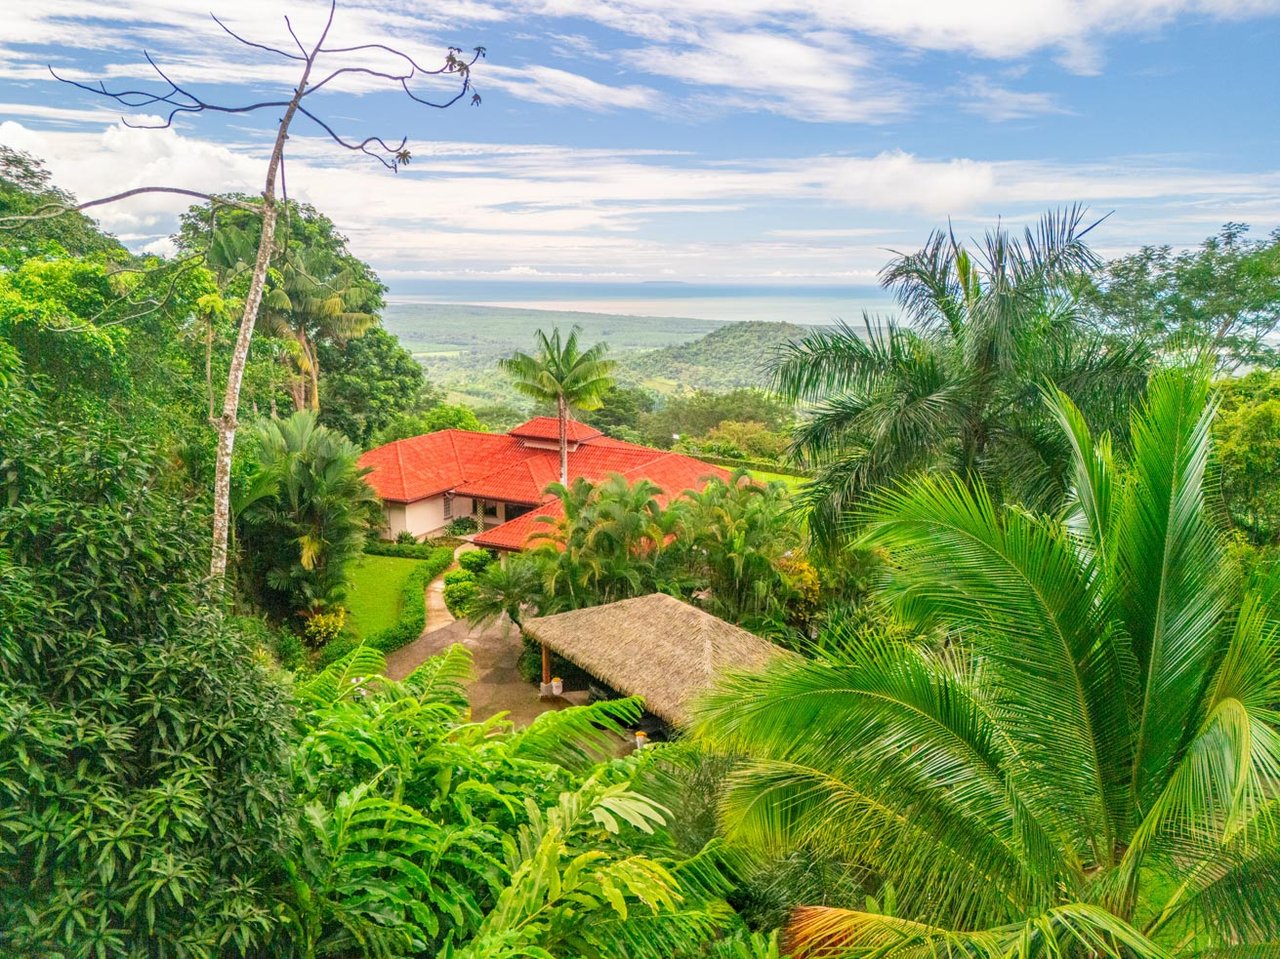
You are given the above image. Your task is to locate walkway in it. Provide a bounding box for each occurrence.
[384,543,579,727]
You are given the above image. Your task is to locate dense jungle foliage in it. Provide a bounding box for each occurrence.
[4,145,1280,958]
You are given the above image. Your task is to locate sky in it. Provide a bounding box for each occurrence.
[2,0,1279,295]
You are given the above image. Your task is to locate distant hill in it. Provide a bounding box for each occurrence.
[620,321,810,394]
[378,303,811,405]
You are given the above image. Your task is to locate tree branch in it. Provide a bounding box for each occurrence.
[212,13,304,61]
[0,187,256,227]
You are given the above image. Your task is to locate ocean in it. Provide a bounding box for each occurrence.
[386,280,898,326]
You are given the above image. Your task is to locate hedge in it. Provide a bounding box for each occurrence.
[443,567,475,587]
[364,539,455,560]
[442,579,480,618]
[691,453,814,477]
[317,545,454,666]
[457,548,497,574]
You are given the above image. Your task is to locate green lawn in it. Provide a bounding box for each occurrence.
[747,468,807,491]
[345,555,424,638]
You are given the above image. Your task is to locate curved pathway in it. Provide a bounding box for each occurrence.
[384,543,574,726]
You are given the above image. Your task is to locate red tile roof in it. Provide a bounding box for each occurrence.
[474,450,729,551]
[509,416,602,442]
[359,421,730,550]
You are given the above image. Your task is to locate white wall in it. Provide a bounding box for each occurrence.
[405,496,446,538]
[382,504,407,539]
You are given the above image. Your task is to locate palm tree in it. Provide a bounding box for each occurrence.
[695,369,1280,958]
[672,471,799,628]
[262,249,380,412]
[499,326,616,485]
[235,410,380,620]
[772,206,1150,548]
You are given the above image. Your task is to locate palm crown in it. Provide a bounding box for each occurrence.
[499,326,616,485]
[696,369,1280,957]
[772,206,1148,548]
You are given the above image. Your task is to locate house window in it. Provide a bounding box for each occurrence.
[505,503,533,520]
[483,501,498,518]
[443,494,453,520]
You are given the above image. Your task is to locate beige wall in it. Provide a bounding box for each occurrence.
[381,494,478,540]
[405,496,445,537]
[382,504,407,539]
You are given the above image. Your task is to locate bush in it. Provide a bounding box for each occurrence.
[0,411,294,955]
[232,613,307,671]
[443,567,476,587]
[443,578,480,617]
[458,547,497,573]
[303,607,347,648]
[445,515,480,536]
[365,539,450,560]
[395,529,418,545]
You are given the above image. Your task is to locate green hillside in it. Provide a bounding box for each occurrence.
[381,302,725,406]
[380,301,811,405]
[620,321,810,393]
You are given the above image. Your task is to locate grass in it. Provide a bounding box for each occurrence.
[345,554,426,639]
[748,468,807,491]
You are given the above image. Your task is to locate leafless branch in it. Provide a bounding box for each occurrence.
[283,15,310,59]
[49,7,481,171]
[0,187,256,227]
[212,13,304,61]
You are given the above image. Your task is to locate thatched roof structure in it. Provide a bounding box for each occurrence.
[521,593,791,725]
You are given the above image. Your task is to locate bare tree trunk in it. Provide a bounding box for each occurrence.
[558,393,568,487]
[205,314,215,421]
[541,642,552,686]
[306,333,321,412]
[209,48,325,586]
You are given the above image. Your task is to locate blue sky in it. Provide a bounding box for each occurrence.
[2,0,1278,293]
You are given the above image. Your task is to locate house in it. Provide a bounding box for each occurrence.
[358,417,730,550]
[521,593,794,726]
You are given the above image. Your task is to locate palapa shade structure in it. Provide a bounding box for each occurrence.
[521,592,792,726]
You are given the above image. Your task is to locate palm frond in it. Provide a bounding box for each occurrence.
[508,697,644,771]
[1117,370,1233,810]
[297,644,388,707]
[403,643,473,708]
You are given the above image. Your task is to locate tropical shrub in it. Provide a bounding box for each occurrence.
[443,567,476,587]
[446,515,481,536]
[697,370,1280,957]
[772,207,1150,547]
[458,547,497,573]
[672,471,807,631]
[395,529,418,545]
[0,408,293,958]
[365,538,452,560]
[302,607,347,648]
[281,645,746,958]
[443,578,481,618]
[234,410,380,620]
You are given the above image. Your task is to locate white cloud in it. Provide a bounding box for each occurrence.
[484,64,660,110]
[533,0,1280,70]
[961,76,1070,121]
[3,0,1275,129]
[627,30,907,123]
[6,118,1276,284]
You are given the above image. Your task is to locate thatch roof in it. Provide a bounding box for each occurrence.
[521,593,792,725]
